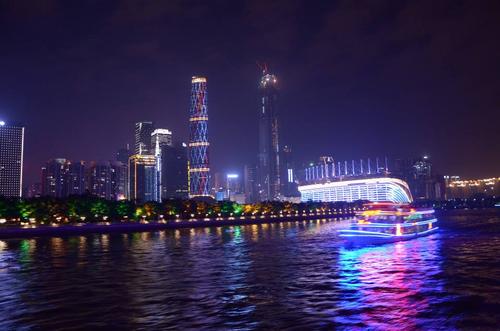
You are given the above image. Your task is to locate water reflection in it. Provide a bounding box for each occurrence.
[337,234,443,329]
[0,216,498,330]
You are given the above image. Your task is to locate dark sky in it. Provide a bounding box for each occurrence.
[1,0,499,186]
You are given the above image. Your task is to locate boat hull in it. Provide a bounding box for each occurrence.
[339,227,439,246]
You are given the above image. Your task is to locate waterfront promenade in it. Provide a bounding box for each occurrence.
[0,211,354,239]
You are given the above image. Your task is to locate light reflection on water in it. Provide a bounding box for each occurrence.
[337,236,443,329]
[0,214,499,330]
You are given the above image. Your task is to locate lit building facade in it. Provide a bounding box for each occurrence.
[116,146,131,199]
[151,129,172,152]
[41,158,68,198]
[445,176,500,199]
[298,177,413,203]
[0,121,24,197]
[129,154,157,202]
[258,70,281,201]
[135,121,154,155]
[89,163,113,199]
[66,161,86,196]
[281,145,299,198]
[111,161,128,200]
[188,76,211,198]
[151,128,173,201]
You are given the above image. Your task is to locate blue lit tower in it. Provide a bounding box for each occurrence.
[258,68,281,201]
[188,76,211,198]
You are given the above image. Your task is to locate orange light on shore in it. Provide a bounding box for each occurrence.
[396,223,402,236]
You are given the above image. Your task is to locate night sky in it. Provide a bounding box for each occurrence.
[1,0,499,187]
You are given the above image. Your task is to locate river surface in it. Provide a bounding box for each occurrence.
[0,211,499,330]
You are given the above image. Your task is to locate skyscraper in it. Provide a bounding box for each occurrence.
[0,121,24,197]
[393,156,442,200]
[110,161,128,200]
[258,69,281,201]
[188,76,211,198]
[244,164,257,203]
[162,142,188,199]
[135,121,154,155]
[66,161,86,196]
[281,145,299,198]
[41,158,68,198]
[151,129,173,153]
[116,145,131,164]
[151,128,173,201]
[89,162,112,199]
[116,145,131,199]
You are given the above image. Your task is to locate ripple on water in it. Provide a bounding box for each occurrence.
[0,215,499,330]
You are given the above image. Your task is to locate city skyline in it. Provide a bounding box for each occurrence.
[1,1,500,188]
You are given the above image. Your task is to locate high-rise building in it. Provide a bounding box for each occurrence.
[117,145,131,164]
[244,164,257,203]
[41,158,68,198]
[281,145,300,198]
[110,161,128,200]
[26,182,42,198]
[89,162,113,199]
[393,156,439,200]
[151,128,173,201]
[116,145,131,199]
[226,173,244,202]
[188,76,211,198]
[151,129,172,153]
[0,121,24,197]
[66,161,86,196]
[258,69,281,201]
[135,121,154,155]
[161,142,188,199]
[129,154,157,202]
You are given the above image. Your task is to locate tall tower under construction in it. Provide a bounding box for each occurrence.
[188,76,211,198]
[258,68,281,201]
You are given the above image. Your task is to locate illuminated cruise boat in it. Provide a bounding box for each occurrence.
[339,202,438,245]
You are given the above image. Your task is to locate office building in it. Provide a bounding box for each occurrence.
[161,142,188,199]
[151,129,172,152]
[281,145,300,198]
[244,164,257,203]
[111,161,128,200]
[135,121,154,155]
[258,69,281,201]
[151,128,173,201]
[41,158,68,198]
[26,183,42,198]
[129,154,157,202]
[117,145,132,164]
[394,156,443,200]
[116,146,131,199]
[188,76,211,198]
[0,121,24,197]
[66,161,86,196]
[89,163,113,199]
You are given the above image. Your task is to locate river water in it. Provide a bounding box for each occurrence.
[0,212,499,330]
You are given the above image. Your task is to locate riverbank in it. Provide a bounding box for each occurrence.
[0,212,354,239]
